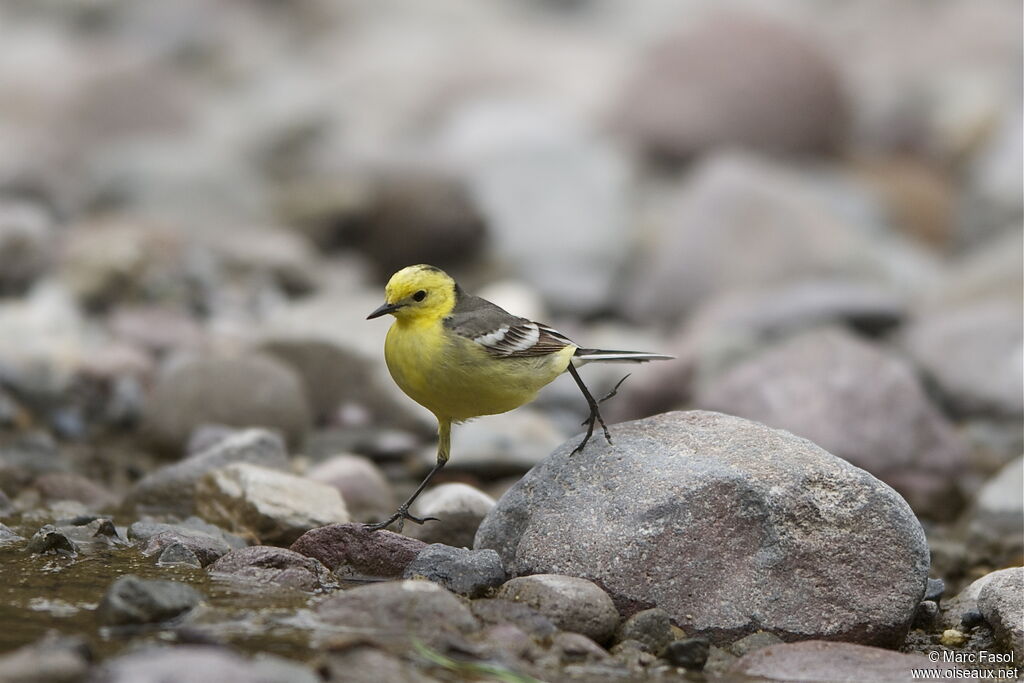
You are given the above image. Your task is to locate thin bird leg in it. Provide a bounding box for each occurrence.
[567,363,612,455]
[364,419,451,532]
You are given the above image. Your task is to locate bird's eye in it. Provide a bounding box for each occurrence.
[412,290,427,302]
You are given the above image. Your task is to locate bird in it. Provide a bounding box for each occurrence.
[364,264,673,531]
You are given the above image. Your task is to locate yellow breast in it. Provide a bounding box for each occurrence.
[384,319,575,422]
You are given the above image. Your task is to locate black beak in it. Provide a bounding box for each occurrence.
[367,302,404,320]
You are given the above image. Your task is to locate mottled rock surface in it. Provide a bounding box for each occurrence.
[208,546,336,591]
[290,523,425,578]
[977,567,1024,653]
[476,411,929,647]
[729,641,964,682]
[97,575,202,626]
[402,544,506,598]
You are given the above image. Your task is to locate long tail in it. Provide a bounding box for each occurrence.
[571,348,674,366]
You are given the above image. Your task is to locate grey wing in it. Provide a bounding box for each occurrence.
[444,294,575,358]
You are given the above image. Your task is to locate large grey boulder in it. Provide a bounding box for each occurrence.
[475,411,929,647]
[696,328,968,519]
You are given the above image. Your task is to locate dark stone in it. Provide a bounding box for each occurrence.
[925,578,945,603]
[157,543,202,568]
[141,529,232,567]
[663,638,709,670]
[913,601,939,630]
[97,575,202,626]
[208,546,336,592]
[961,608,986,629]
[289,523,425,578]
[612,608,674,655]
[24,524,78,556]
[402,544,506,598]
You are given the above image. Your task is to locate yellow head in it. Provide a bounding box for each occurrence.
[366,264,458,322]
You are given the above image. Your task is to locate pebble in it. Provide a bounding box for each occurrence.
[140,529,232,567]
[290,523,425,579]
[0,633,90,683]
[196,462,350,545]
[142,354,312,453]
[402,544,506,598]
[977,567,1023,652]
[612,608,674,655]
[313,580,478,650]
[305,453,395,524]
[156,543,202,568]
[662,638,710,670]
[494,574,620,645]
[97,575,202,626]
[24,524,78,556]
[407,483,495,548]
[208,546,336,592]
[940,629,968,647]
[469,598,558,638]
[95,645,320,683]
[730,640,965,681]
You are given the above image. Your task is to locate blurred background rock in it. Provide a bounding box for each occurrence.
[0,0,1019,565]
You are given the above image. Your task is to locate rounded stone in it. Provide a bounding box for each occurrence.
[494,575,620,644]
[142,354,312,453]
[476,411,929,647]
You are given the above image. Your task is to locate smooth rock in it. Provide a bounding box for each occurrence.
[97,575,202,626]
[306,454,395,524]
[977,567,1024,652]
[612,608,674,655]
[902,303,1023,417]
[696,328,968,519]
[615,13,847,160]
[317,645,439,683]
[95,645,320,683]
[208,546,335,592]
[128,517,248,550]
[476,411,930,647]
[124,429,289,516]
[407,483,495,548]
[0,199,55,297]
[494,575,620,644]
[140,529,232,568]
[965,457,1024,562]
[290,523,425,578]
[469,599,558,638]
[156,543,202,568]
[142,354,311,453]
[940,568,1016,629]
[196,463,349,545]
[0,633,90,683]
[313,580,477,649]
[258,339,416,430]
[624,153,924,323]
[402,544,506,598]
[31,472,118,510]
[729,640,964,682]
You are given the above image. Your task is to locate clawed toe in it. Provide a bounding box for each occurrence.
[363,507,440,533]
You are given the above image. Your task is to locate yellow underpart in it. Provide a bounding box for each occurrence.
[384,314,576,423]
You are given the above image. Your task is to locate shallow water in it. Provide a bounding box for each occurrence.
[0,517,320,663]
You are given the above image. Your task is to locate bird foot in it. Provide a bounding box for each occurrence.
[363,505,439,533]
[571,375,630,455]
